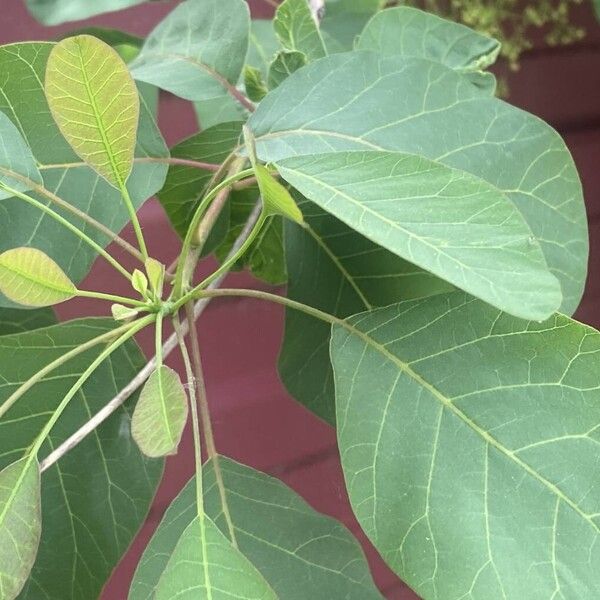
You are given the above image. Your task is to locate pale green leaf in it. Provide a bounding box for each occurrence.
[0,112,42,200]
[131,269,148,298]
[0,319,162,600]
[0,457,41,600]
[0,308,54,336]
[357,7,500,92]
[332,291,600,599]
[277,151,560,321]
[268,50,307,89]
[145,258,164,298]
[257,164,303,223]
[25,0,148,26]
[46,35,139,188]
[0,248,76,308]
[321,0,383,52]
[155,515,276,600]
[274,0,327,62]
[247,20,281,76]
[244,65,268,102]
[279,193,452,423]
[130,0,250,103]
[249,51,587,314]
[0,42,168,309]
[130,456,382,599]
[131,366,188,458]
[111,303,140,321]
[194,95,247,130]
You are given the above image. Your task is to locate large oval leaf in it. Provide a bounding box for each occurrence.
[155,515,276,600]
[274,0,327,61]
[0,319,163,600]
[46,35,139,188]
[130,456,382,599]
[0,456,41,600]
[131,365,188,458]
[277,151,561,321]
[249,51,587,314]
[0,248,76,307]
[0,112,42,200]
[25,0,148,26]
[130,0,250,103]
[0,42,168,309]
[332,291,600,599]
[0,308,55,336]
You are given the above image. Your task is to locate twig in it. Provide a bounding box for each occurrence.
[135,157,221,172]
[40,202,263,473]
[185,300,239,547]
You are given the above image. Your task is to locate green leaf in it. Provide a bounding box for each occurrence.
[277,151,560,321]
[594,0,600,20]
[0,112,42,200]
[131,269,149,298]
[274,0,327,62]
[279,193,452,423]
[244,65,269,102]
[131,366,189,458]
[320,0,383,52]
[58,27,143,51]
[130,456,382,600]
[249,51,588,314]
[357,7,500,91]
[158,122,243,240]
[130,0,250,103]
[256,165,303,223]
[247,20,281,76]
[0,308,55,336]
[0,248,76,308]
[155,515,277,600]
[331,291,600,599]
[268,50,307,89]
[0,42,168,308]
[0,457,41,600]
[215,189,287,285]
[0,319,163,600]
[46,35,139,188]
[25,0,148,25]
[145,258,164,298]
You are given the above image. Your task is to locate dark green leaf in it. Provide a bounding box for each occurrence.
[0,319,163,600]
[244,65,269,102]
[130,456,383,599]
[0,457,41,600]
[332,291,600,599]
[0,308,55,336]
[250,51,587,314]
[0,42,168,308]
[130,0,250,103]
[268,50,307,89]
[274,0,327,62]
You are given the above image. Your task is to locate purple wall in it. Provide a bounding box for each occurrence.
[2,2,600,598]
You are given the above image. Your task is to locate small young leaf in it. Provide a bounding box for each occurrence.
[0,456,41,600]
[268,50,307,89]
[145,258,165,299]
[132,269,149,297]
[256,164,303,224]
[244,65,268,102]
[0,247,76,307]
[274,0,327,61]
[155,515,277,600]
[131,365,189,458]
[111,303,140,322]
[45,35,140,188]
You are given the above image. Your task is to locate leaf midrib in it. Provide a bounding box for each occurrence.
[339,319,600,536]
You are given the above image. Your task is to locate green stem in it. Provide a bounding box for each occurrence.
[173,314,205,518]
[0,321,135,421]
[119,183,149,262]
[155,312,164,370]
[31,314,155,457]
[76,289,148,308]
[173,213,266,312]
[172,168,255,299]
[0,183,133,283]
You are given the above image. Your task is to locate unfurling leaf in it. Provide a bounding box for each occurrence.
[131,365,189,458]
[0,247,76,307]
[145,258,165,299]
[268,50,307,89]
[45,35,139,188]
[256,165,303,224]
[0,456,41,600]
[244,65,268,102]
[131,269,149,297]
[111,303,140,322]
[274,0,327,61]
[155,515,277,600]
